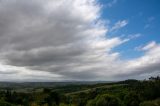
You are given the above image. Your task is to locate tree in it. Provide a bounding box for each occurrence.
[44,91,60,106]
[124,91,142,106]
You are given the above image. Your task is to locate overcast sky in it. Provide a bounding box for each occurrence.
[0,0,159,81]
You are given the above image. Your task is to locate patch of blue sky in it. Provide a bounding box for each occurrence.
[99,0,160,59]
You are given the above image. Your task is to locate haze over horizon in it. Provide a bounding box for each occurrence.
[0,0,159,81]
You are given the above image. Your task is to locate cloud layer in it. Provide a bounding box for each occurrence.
[0,0,159,81]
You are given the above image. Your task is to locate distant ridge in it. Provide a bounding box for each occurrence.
[0,81,115,88]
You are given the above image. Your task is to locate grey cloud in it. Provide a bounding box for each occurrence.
[115,62,160,79]
[0,0,109,80]
[0,69,19,74]
[3,45,87,66]
[130,62,160,77]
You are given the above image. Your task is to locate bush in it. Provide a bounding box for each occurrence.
[87,94,123,106]
[0,100,15,106]
[124,91,142,106]
[140,98,160,106]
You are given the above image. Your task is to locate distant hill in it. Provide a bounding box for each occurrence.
[0,81,114,88]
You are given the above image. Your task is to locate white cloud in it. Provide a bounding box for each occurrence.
[142,41,157,51]
[135,41,158,51]
[116,41,160,79]
[0,0,159,81]
[127,33,141,39]
[110,20,128,32]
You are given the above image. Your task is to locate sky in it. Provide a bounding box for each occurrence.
[0,0,159,81]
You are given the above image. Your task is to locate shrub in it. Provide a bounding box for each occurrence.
[87,94,123,106]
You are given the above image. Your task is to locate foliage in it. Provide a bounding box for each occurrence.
[87,94,123,106]
[124,91,142,106]
[0,76,159,106]
[0,100,15,106]
[139,98,160,106]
